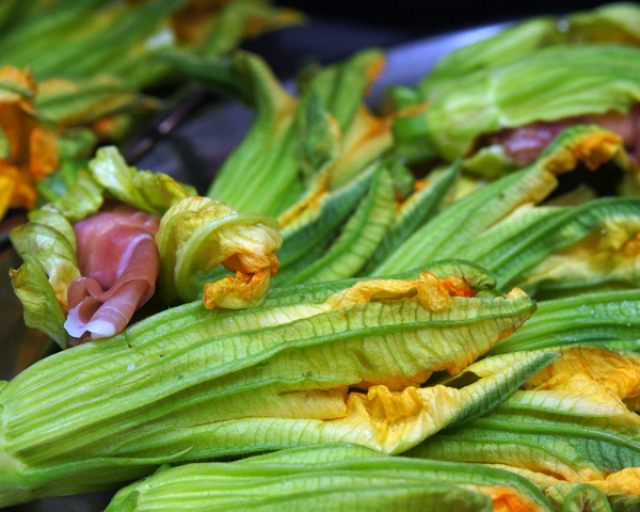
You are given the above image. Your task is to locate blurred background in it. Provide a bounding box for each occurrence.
[240,0,615,79]
[277,0,610,33]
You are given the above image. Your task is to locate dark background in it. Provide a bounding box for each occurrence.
[277,0,610,34]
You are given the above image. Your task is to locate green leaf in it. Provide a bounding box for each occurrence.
[49,168,104,224]
[9,256,69,349]
[89,146,191,216]
[10,207,80,315]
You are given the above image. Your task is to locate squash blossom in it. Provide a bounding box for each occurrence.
[391,42,640,180]
[10,146,193,348]
[0,0,302,90]
[202,49,392,217]
[11,145,285,347]
[156,195,282,307]
[168,49,395,286]
[372,125,630,278]
[167,0,303,52]
[0,262,553,506]
[36,75,157,142]
[410,346,640,508]
[0,67,58,221]
[104,444,554,512]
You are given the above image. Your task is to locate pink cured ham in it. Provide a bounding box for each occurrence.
[64,205,160,344]
[495,105,640,167]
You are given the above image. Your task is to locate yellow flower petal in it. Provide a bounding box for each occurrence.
[0,174,15,219]
[0,66,59,221]
[484,464,562,489]
[203,268,272,309]
[544,130,624,175]
[29,124,59,180]
[589,467,640,496]
[325,271,476,311]
[157,195,282,305]
[524,346,640,402]
[339,384,460,451]
[484,486,546,512]
[0,161,37,210]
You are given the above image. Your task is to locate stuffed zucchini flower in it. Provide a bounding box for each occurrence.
[11,147,192,347]
[0,262,551,506]
[13,147,283,344]
[393,44,640,180]
[156,196,282,308]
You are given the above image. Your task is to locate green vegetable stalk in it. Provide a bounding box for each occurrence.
[173,49,392,217]
[0,262,547,506]
[104,444,553,512]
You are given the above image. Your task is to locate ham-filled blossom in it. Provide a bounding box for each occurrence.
[64,204,160,343]
[495,105,640,167]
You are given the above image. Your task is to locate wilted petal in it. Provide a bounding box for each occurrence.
[0,66,58,219]
[203,267,273,309]
[325,271,477,312]
[156,196,282,306]
[523,345,640,403]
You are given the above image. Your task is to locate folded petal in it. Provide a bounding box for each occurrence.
[157,196,281,305]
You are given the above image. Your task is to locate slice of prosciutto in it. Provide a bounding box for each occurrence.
[495,105,640,167]
[64,204,160,344]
